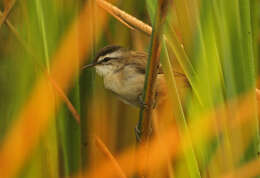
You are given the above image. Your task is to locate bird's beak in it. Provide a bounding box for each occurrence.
[81,62,98,70]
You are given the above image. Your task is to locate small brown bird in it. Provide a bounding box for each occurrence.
[83,45,188,108]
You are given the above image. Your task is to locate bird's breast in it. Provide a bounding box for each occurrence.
[103,68,145,106]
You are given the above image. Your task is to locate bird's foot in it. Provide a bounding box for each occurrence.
[138,94,157,109]
[135,125,142,143]
[135,125,153,143]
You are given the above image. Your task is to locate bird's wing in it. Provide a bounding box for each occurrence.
[127,51,164,74]
[128,51,147,74]
[127,51,188,81]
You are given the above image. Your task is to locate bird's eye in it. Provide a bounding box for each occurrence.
[102,57,110,62]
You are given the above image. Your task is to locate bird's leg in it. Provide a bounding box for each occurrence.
[138,92,157,109]
[138,94,148,109]
[153,92,158,109]
[135,93,157,143]
[135,125,142,143]
[135,124,153,143]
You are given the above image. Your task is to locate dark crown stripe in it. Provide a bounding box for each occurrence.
[94,45,122,62]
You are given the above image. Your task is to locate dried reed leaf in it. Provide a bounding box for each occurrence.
[96,0,152,35]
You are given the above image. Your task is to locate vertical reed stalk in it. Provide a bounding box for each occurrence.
[136,0,170,177]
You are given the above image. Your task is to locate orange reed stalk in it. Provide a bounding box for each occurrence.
[0,0,116,177]
[0,10,81,124]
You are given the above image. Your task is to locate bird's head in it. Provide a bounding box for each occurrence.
[82,45,126,76]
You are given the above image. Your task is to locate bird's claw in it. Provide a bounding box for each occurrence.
[135,125,153,143]
[138,95,157,109]
[135,125,142,143]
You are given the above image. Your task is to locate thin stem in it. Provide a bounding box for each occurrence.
[136,0,170,177]
[96,0,152,35]
[35,0,50,71]
[0,0,16,29]
[138,0,170,142]
[95,136,127,178]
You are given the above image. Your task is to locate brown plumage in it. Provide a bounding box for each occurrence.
[85,45,189,107]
